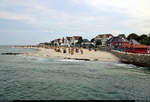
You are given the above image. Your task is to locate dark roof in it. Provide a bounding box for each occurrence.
[83,39,89,42]
[107,36,129,44]
[129,39,140,44]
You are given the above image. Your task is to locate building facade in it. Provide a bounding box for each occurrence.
[106,36,148,53]
[71,36,82,46]
[94,34,113,46]
[106,36,130,51]
[63,37,72,47]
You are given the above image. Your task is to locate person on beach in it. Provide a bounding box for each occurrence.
[59,48,62,53]
[71,48,74,55]
[76,48,79,53]
[68,47,71,54]
[54,47,57,52]
[80,48,83,54]
[63,48,66,53]
[89,47,92,51]
[56,47,58,52]
[94,48,98,52]
[94,48,96,51]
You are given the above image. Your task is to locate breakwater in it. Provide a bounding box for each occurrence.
[14,45,38,48]
[1,53,23,55]
[111,50,150,67]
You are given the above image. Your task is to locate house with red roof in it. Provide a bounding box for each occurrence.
[94,34,113,46]
[52,38,62,46]
[125,44,148,53]
[63,37,72,47]
[106,36,148,53]
[71,36,82,46]
[106,36,130,51]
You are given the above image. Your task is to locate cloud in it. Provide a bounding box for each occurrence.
[0,0,150,35]
[73,0,150,33]
[74,0,150,17]
[0,11,35,23]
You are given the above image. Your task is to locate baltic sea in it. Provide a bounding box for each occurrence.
[0,46,150,100]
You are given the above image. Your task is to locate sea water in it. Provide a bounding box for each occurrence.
[0,46,150,100]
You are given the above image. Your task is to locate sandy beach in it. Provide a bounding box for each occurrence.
[24,47,119,62]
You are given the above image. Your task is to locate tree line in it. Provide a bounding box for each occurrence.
[118,33,150,45]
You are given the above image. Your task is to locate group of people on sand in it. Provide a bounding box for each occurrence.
[54,46,100,55]
[54,47,84,55]
[88,47,99,52]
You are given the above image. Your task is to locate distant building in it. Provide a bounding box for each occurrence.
[81,39,94,48]
[94,34,113,46]
[50,40,55,46]
[53,38,62,46]
[106,36,148,53]
[71,36,82,46]
[148,46,150,53]
[39,43,45,47]
[106,36,130,51]
[63,37,72,47]
[50,36,83,47]
[125,44,148,53]
[129,39,140,45]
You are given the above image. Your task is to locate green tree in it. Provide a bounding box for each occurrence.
[95,40,102,46]
[139,34,147,40]
[76,37,83,44]
[44,42,50,45]
[146,37,150,45]
[139,34,148,44]
[118,34,126,38]
[91,38,95,42]
[76,37,83,47]
[127,33,139,41]
[141,37,150,45]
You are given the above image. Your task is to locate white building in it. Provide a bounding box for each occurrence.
[71,36,82,46]
[63,37,72,47]
[94,34,113,46]
[53,38,62,46]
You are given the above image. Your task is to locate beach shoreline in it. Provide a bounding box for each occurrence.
[22,47,119,62]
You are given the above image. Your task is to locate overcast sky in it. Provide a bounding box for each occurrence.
[0,0,150,45]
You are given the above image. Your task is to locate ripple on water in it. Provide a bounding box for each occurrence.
[1,46,150,100]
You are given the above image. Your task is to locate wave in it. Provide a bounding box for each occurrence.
[58,59,83,62]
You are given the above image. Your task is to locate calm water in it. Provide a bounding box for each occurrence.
[0,46,150,100]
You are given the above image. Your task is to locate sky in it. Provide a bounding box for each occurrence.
[0,0,150,45]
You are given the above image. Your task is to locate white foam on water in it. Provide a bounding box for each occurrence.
[115,63,128,67]
[22,56,49,62]
[58,59,82,62]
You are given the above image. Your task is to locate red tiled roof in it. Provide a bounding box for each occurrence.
[51,40,54,42]
[120,44,148,49]
[66,37,72,40]
[96,34,113,38]
[120,43,131,48]
[73,36,82,40]
[56,38,61,40]
[132,44,148,48]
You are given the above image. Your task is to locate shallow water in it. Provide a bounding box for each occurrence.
[0,46,150,100]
